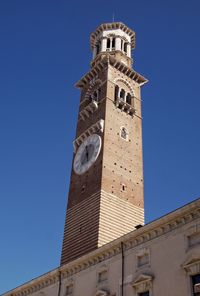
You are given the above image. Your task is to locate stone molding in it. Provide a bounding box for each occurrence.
[73,119,104,152]
[113,78,134,96]
[75,56,147,89]
[95,289,110,296]
[182,256,200,275]
[4,198,200,296]
[90,22,135,50]
[132,273,153,294]
[84,78,103,100]
[79,100,98,121]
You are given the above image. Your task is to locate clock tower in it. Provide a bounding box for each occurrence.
[61,22,147,265]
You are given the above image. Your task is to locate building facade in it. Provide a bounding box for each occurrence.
[3,22,200,296]
[3,199,200,296]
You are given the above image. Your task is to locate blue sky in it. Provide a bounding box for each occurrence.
[0,0,200,293]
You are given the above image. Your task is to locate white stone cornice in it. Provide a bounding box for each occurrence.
[90,22,135,50]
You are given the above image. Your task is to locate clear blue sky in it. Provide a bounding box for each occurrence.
[0,0,200,293]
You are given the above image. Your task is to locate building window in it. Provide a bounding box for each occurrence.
[120,88,125,100]
[132,274,153,296]
[107,38,111,50]
[137,253,149,267]
[112,38,115,49]
[136,248,150,269]
[124,42,128,54]
[65,283,73,296]
[126,93,132,105]
[93,90,98,100]
[115,85,119,102]
[192,274,200,295]
[96,41,101,55]
[66,284,73,295]
[98,270,108,283]
[139,292,149,296]
[121,39,123,50]
[120,127,128,141]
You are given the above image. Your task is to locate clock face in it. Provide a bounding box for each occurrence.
[73,134,102,175]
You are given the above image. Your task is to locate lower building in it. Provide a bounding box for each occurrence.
[3,198,200,296]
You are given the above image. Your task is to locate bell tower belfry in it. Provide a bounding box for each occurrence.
[61,22,148,265]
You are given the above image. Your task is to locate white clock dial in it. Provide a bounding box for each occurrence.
[73,134,102,175]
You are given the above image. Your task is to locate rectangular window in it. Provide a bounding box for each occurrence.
[188,232,200,248]
[139,292,149,296]
[192,274,200,295]
[98,270,108,283]
[137,253,149,267]
[66,284,73,295]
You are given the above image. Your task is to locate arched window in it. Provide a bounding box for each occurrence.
[66,284,73,295]
[121,127,128,140]
[96,41,101,55]
[124,42,128,53]
[93,90,98,100]
[121,39,123,50]
[107,38,110,50]
[97,87,101,101]
[112,38,115,49]
[115,85,119,102]
[120,89,125,101]
[126,93,132,105]
[90,87,101,102]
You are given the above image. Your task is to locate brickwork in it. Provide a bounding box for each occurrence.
[61,23,147,265]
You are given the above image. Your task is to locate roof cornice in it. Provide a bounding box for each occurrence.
[75,56,148,89]
[3,197,200,296]
[90,22,135,50]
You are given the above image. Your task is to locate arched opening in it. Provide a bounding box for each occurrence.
[93,90,98,100]
[121,39,123,50]
[112,38,115,50]
[106,38,110,50]
[97,87,101,101]
[124,42,128,53]
[115,85,119,102]
[120,89,125,101]
[96,41,101,55]
[126,93,132,105]
[121,127,128,140]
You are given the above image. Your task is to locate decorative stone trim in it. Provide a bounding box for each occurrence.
[132,274,153,294]
[182,257,200,275]
[90,22,135,49]
[76,61,107,89]
[76,56,147,89]
[73,119,104,152]
[84,78,102,100]
[79,100,98,121]
[113,78,134,96]
[95,289,110,296]
[4,198,200,296]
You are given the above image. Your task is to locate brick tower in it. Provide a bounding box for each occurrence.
[61,22,147,265]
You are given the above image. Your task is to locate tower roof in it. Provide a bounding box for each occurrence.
[90,22,136,50]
